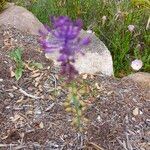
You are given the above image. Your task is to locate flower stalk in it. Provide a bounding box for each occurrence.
[39,16,90,131]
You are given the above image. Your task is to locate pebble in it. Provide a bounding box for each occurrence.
[34,109,42,115]
[39,122,44,128]
[82,74,88,79]
[47,66,51,69]
[6,106,11,109]
[8,93,14,98]
[97,115,102,122]
[133,107,139,116]
[139,111,143,115]
[0,78,3,82]
[132,117,136,121]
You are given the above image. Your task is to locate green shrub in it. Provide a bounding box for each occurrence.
[0,0,7,12]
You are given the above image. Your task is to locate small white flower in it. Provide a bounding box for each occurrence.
[102,16,107,21]
[128,25,135,32]
[131,59,143,71]
[86,30,93,34]
[97,115,102,122]
[102,16,107,25]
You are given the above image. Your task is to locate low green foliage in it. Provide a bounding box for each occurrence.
[10,48,24,80]
[0,0,7,12]
[9,0,150,77]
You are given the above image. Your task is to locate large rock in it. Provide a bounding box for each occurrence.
[46,31,114,76]
[0,3,43,35]
[123,72,150,89]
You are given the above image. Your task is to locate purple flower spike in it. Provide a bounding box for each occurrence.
[39,16,90,80]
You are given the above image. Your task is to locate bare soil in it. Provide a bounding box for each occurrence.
[0,25,149,150]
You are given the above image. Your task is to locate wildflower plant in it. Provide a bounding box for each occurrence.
[39,16,90,131]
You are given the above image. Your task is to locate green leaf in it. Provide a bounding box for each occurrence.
[10,48,23,63]
[15,67,23,80]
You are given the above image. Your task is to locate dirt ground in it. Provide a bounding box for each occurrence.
[0,25,149,150]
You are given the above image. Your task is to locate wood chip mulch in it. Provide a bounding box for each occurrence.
[0,25,149,150]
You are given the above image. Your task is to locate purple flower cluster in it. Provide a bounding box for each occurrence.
[39,16,90,80]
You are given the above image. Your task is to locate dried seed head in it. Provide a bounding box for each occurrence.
[63,102,70,107]
[65,107,72,112]
[128,25,135,32]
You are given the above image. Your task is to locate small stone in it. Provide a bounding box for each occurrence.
[35,109,42,115]
[97,115,102,122]
[0,79,3,82]
[35,82,39,87]
[132,117,136,121]
[41,95,45,99]
[82,74,88,79]
[47,66,51,69]
[39,122,44,128]
[38,85,43,92]
[133,107,139,116]
[139,111,143,115]
[8,93,14,98]
[6,106,11,109]
[95,82,101,90]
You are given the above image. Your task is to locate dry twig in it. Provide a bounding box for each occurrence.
[19,88,41,99]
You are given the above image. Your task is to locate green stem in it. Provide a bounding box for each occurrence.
[71,81,81,129]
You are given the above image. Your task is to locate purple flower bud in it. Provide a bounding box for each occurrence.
[57,54,68,62]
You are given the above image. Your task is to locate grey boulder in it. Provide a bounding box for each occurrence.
[0,3,43,35]
[46,30,114,76]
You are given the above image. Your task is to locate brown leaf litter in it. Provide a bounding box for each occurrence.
[0,25,149,150]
